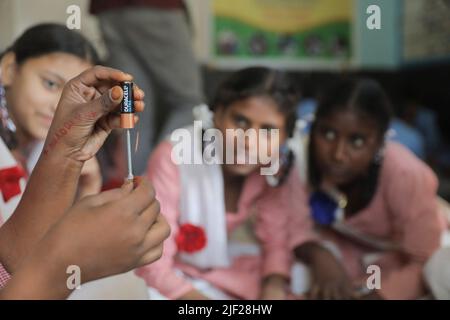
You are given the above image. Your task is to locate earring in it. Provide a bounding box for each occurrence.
[374,130,392,164]
[373,143,385,165]
[265,143,293,187]
[0,80,17,149]
[193,104,214,129]
[374,148,383,164]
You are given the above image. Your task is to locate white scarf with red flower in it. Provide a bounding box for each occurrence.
[171,124,231,269]
[0,137,27,224]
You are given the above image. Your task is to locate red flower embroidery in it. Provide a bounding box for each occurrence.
[0,166,26,202]
[176,223,207,253]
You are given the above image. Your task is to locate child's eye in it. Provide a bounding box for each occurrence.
[233,116,249,128]
[42,78,60,91]
[324,130,336,141]
[351,136,365,149]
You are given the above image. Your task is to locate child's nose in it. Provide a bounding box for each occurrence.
[332,140,347,163]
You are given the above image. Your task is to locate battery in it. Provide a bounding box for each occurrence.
[121,81,135,180]
[120,81,134,129]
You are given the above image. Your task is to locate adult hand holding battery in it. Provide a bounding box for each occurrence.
[42,67,144,163]
[121,81,135,181]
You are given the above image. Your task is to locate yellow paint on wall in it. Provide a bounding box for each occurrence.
[213,0,353,32]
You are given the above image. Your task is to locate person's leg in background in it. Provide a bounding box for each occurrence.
[112,7,204,143]
[96,9,157,176]
[145,8,204,142]
[96,7,204,175]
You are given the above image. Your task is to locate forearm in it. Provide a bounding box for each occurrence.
[294,241,331,265]
[0,237,72,300]
[0,150,82,272]
[0,260,71,300]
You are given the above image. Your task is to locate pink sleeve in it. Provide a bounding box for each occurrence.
[380,150,444,299]
[134,141,195,299]
[286,170,319,250]
[0,263,11,289]
[255,169,317,279]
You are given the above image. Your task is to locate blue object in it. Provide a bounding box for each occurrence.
[414,107,441,155]
[389,118,426,159]
[309,191,338,226]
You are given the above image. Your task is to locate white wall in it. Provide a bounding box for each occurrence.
[0,0,104,56]
[0,0,18,51]
[0,0,210,60]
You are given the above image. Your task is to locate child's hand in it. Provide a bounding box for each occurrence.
[307,249,355,300]
[77,156,102,199]
[42,177,170,285]
[1,177,170,299]
[43,66,145,163]
[260,275,288,300]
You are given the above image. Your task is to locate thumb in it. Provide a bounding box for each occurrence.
[88,85,123,120]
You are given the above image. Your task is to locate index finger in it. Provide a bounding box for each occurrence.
[76,65,133,88]
[117,177,156,216]
[85,180,134,207]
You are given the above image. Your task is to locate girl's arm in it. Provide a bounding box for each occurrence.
[294,241,356,300]
[286,170,356,299]
[256,171,314,299]
[377,160,444,300]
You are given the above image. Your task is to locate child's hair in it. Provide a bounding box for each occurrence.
[0,23,99,150]
[314,78,393,138]
[211,66,300,136]
[1,23,100,65]
[308,78,393,210]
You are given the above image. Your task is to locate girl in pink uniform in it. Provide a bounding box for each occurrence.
[289,78,446,300]
[0,24,101,225]
[136,67,316,300]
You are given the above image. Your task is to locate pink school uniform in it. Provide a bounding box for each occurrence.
[289,142,446,299]
[135,140,316,299]
[0,263,10,289]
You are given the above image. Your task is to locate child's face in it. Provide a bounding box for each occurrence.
[2,52,91,142]
[312,109,382,187]
[214,96,288,177]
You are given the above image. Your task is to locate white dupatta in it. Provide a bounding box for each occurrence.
[170,123,230,269]
[0,138,27,223]
[0,137,43,224]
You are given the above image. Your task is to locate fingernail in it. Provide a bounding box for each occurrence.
[121,179,134,191]
[111,86,122,101]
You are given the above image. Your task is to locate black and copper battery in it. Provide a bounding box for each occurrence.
[121,81,134,181]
